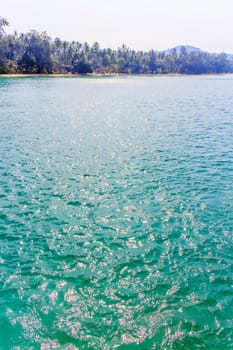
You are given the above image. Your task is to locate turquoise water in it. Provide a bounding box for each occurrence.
[0,76,233,349]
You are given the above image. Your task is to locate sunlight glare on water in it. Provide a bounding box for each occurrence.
[0,76,233,349]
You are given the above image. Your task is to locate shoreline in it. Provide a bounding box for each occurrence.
[0,73,232,78]
[0,73,86,78]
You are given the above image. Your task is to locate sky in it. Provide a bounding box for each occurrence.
[1,0,233,53]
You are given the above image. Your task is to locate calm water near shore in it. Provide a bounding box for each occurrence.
[0,76,233,349]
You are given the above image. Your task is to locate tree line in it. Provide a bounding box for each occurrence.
[1,17,233,75]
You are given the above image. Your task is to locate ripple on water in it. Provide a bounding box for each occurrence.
[0,76,233,349]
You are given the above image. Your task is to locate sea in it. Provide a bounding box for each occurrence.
[0,75,233,349]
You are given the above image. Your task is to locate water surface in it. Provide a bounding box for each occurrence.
[0,76,233,349]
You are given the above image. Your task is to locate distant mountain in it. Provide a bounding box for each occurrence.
[163,45,202,55]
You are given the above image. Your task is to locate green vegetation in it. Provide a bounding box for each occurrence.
[1,17,233,75]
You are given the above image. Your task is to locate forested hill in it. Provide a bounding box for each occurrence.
[1,17,233,75]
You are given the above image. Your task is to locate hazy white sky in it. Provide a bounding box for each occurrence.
[2,0,233,53]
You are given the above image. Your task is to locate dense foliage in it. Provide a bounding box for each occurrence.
[1,17,233,75]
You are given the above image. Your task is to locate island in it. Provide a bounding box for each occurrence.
[1,16,233,75]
